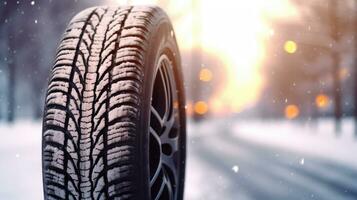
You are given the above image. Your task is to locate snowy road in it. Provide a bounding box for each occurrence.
[1,119,357,200]
[185,119,357,200]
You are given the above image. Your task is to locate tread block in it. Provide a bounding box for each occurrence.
[43,6,164,199]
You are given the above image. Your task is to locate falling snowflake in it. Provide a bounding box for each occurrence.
[300,158,305,165]
[34,19,38,24]
[232,165,239,173]
[15,153,20,158]
[31,1,35,5]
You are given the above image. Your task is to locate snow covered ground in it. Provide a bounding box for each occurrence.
[1,118,357,199]
[185,118,357,200]
[0,122,42,200]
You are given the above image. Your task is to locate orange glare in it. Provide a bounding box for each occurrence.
[285,104,299,119]
[315,94,329,108]
[199,68,213,82]
[194,101,208,115]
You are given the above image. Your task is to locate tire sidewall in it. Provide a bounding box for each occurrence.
[138,10,186,200]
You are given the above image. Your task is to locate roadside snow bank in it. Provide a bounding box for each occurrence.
[233,118,357,168]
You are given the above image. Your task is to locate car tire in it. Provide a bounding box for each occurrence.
[42,6,186,200]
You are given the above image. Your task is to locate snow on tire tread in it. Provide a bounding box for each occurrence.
[43,6,160,200]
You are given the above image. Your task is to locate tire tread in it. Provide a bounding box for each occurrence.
[43,6,162,199]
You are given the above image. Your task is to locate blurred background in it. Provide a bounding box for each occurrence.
[1,0,357,199]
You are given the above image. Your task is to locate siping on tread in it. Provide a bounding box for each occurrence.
[43,6,162,200]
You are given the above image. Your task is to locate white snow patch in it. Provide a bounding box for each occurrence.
[233,118,357,168]
[0,121,43,200]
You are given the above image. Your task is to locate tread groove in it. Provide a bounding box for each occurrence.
[42,6,182,200]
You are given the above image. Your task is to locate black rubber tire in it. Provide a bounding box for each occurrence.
[42,6,186,200]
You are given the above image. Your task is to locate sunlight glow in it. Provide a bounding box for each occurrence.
[172,0,300,113]
[111,0,300,114]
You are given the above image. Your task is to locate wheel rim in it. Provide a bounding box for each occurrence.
[149,53,181,200]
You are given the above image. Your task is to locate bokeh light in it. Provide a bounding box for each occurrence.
[285,104,299,119]
[199,68,213,82]
[284,40,297,54]
[315,94,329,108]
[194,101,208,115]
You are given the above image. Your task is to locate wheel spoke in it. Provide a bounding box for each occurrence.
[162,154,178,185]
[150,163,162,187]
[149,54,181,200]
[151,106,164,126]
[150,127,161,145]
[162,114,175,138]
[161,113,178,153]
[164,170,174,200]
[161,61,173,121]
[153,175,166,200]
[149,128,162,186]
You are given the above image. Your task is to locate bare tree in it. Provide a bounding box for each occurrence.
[329,0,342,133]
[354,0,357,136]
[0,1,17,123]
